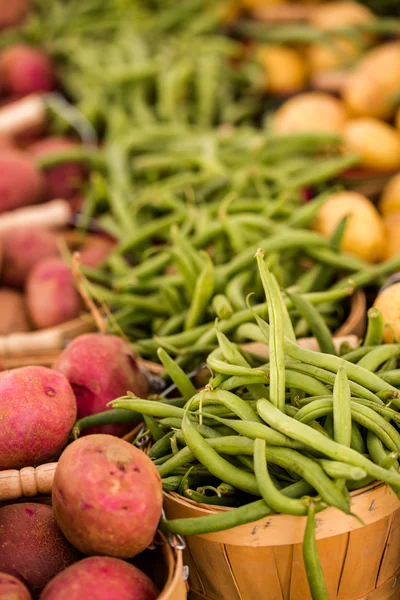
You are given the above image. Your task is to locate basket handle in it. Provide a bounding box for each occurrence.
[0,463,57,501]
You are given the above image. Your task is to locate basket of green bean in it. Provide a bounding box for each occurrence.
[110,250,400,600]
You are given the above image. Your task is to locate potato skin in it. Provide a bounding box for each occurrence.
[1,227,59,288]
[29,137,86,200]
[0,572,32,600]
[314,190,385,263]
[40,556,158,600]
[0,504,78,596]
[52,435,163,558]
[0,150,44,212]
[26,257,81,329]
[379,172,400,217]
[343,118,400,172]
[0,0,30,30]
[53,333,149,436]
[0,366,77,469]
[0,45,55,96]
[374,282,400,343]
[0,289,30,334]
[273,92,346,134]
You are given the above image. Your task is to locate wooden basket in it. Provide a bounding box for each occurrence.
[163,484,400,600]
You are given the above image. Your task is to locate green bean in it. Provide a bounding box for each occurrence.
[256,251,286,412]
[182,410,260,495]
[111,397,185,419]
[118,210,185,254]
[185,253,215,330]
[357,345,400,373]
[254,439,309,515]
[226,271,251,311]
[340,346,372,363]
[303,503,329,600]
[187,389,261,422]
[366,432,400,493]
[161,286,185,315]
[154,453,174,466]
[212,294,234,320]
[72,408,141,438]
[157,348,196,401]
[162,476,183,492]
[200,413,305,449]
[207,347,267,378]
[350,422,367,454]
[335,254,400,290]
[158,313,186,336]
[286,290,336,355]
[184,488,237,506]
[299,395,400,424]
[160,480,313,536]
[286,190,331,228]
[257,399,400,490]
[333,368,351,448]
[149,432,175,459]
[317,460,367,481]
[143,415,163,441]
[380,370,400,386]
[363,308,384,346]
[284,361,384,405]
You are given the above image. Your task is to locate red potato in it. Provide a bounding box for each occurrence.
[0,365,76,469]
[40,556,158,600]
[29,137,86,200]
[0,150,44,212]
[0,504,78,596]
[80,237,115,268]
[52,435,163,557]
[0,289,30,334]
[0,45,56,96]
[0,572,32,600]
[53,333,149,437]
[26,257,82,329]
[1,226,59,287]
[0,0,30,30]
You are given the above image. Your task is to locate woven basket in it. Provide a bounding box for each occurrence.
[163,484,400,600]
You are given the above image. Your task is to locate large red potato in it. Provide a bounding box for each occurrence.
[40,556,158,600]
[0,45,55,96]
[0,150,44,212]
[1,227,58,287]
[0,503,78,595]
[53,334,149,436]
[0,366,76,469]
[29,137,86,200]
[52,435,163,558]
[26,257,81,328]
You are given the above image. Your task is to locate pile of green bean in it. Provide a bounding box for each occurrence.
[98,251,400,600]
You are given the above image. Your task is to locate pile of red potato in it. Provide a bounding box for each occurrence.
[0,332,164,599]
[0,4,115,335]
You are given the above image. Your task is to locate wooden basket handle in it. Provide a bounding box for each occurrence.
[0,329,63,358]
[0,463,57,501]
[0,199,71,232]
[0,94,46,138]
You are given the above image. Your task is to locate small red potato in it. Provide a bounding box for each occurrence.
[40,556,158,600]
[0,572,32,600]
[0,289,30,334]
[0,150,44,212]
[26,257,82,329]
[0,365,77,469]
[1,226,59,287]
[53,333,149,437]
[0,503,78,595]
[0,45,56,96]
[29,137,86,200]
[80,237,115,268]
[52,434,163,558]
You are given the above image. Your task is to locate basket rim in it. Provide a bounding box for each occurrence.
[162,480,400,547]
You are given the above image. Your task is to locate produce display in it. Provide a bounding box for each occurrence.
[0,1,400,599]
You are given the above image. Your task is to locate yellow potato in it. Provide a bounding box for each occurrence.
[382,213,400,259]
[374,283,400,343]
[309,1,375,73]
[343,118,400,172]
[379,173,400,216]
[273,92,346,134]
[257,45,308,95]
[343,42,400,119]
[241,0,283,8]
[314,190,385,263]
